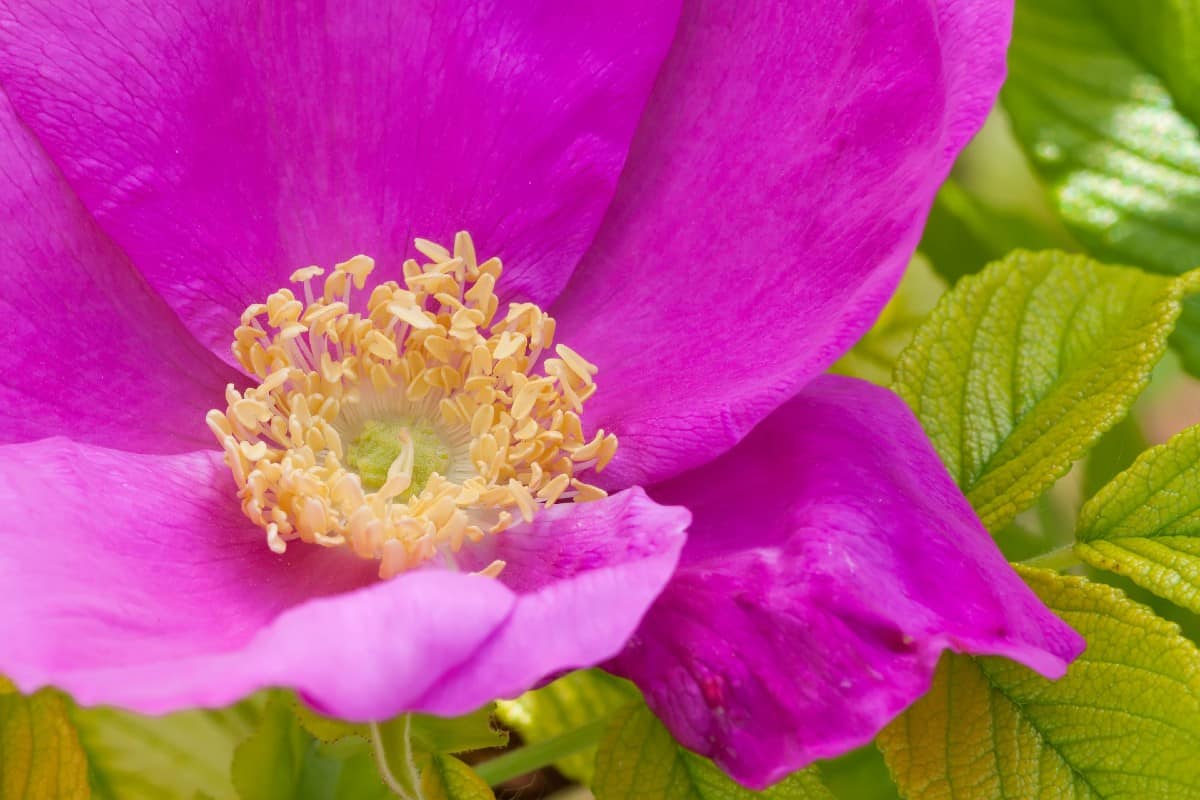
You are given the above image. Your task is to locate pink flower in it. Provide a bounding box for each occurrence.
[0,0,1080,788]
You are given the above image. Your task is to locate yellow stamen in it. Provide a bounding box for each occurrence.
[208,232,616,579]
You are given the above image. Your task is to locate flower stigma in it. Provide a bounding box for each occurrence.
[206,233,617,579]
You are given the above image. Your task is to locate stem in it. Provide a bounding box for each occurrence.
[1022,544,1082,571]
[370,720,418,800]
[474,719,609,787]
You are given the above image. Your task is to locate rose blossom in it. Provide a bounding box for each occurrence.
[0,0,1081,788]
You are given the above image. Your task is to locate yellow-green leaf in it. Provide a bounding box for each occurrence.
[593,703,835,800]
[878,568,1200,799]
[0,690,89,799]
[1077,423,1200,612]
[893,250,1197,531]
[416,754,495,800]
[71,699,264,800]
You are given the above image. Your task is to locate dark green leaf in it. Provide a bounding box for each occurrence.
[1093,1,1200,124]
[1004,0,1200,373]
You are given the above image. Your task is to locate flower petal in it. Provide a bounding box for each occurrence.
[416,487,689,715]
[0,85,237,452]
[0,1,680,359]
[0,438,686,719]
[609,375,1084,789]
[552,0,1012,486]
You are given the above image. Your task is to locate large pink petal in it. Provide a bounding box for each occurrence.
[554,0,1012,486]
[0,439,686,718]
[609,376,1083,789]
[417,488,688,714]
[0,1,680,360]
[0,86,237,452]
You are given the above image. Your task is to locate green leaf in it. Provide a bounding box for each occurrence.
[816,746,900,800]
[495,669,637,783]
[320,740,402,800]
[289,698,365,744]
[293,699,505,755]
[415,754,495,800]
[1003,0,1200,373]
[231,699,389,800]
[231,700,312,800]
[1077,423,1200,613]
[593,702,835,800]
[832,256,945,386]
[892,250,1196,532]
[407,709,507,755]
[71,698,264,800]
[878,568,1200,799]
[0,690,90,799]
[1092,1,1200,126]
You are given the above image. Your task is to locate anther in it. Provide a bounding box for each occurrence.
[208,232,616,578]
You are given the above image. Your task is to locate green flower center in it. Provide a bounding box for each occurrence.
[344,419,452,500]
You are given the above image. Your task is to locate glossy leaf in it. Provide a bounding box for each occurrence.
[72,699,263,800]
[1004,0,1200,373]
[0,689,89,800]
[893,250,1196,531]
[495,669,637,783]
[878,568,1200,799]
[1093,1,1200,131]
[1078,423,1200,612]
[593,703,835,799]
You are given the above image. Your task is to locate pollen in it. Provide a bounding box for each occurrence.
[206,232,617,579]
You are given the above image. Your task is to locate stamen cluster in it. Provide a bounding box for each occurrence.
[207,233,616,578]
